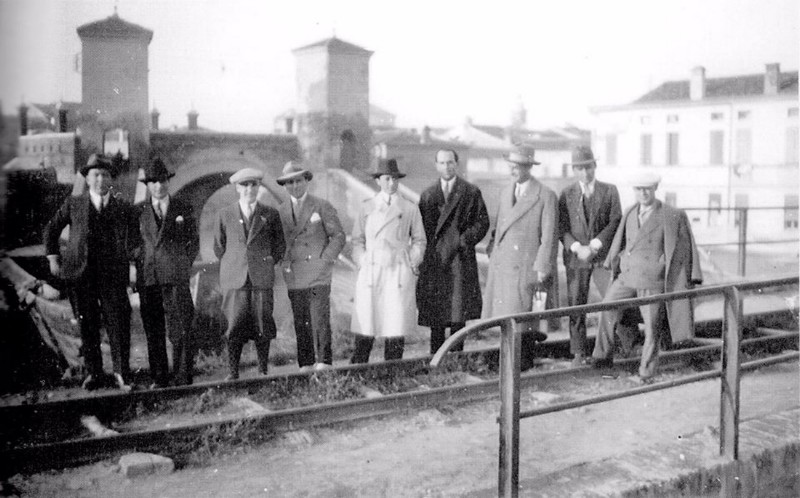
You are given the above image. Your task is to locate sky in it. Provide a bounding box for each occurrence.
[0,0,797,133]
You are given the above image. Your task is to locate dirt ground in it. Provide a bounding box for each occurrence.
[8,360,798,497]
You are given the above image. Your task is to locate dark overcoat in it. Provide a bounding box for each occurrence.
[135,196,199,286]
[558,180,621,269]
[416,177,489,326]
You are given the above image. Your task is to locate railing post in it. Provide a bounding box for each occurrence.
[737,208,748,277]
[720,286,742,461]
[498,318,521,498]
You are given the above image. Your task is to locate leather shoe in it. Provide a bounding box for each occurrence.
[112,373,132,391]
[224,373,239,382]
[299,365,315,373]
[630,374,654,385]
[314,363,333,371]
[81,374,100,391]
[571,354,586,367]
[589,357,614,369]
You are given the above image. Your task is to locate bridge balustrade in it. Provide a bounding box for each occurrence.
[430,276,799,497]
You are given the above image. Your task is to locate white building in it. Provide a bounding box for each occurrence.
[591,64,799,242]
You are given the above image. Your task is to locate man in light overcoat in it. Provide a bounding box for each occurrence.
[482,145,558,371]
[417,149,489,354]
[214,167,285,380]
[277,161,345,371]
[591,171,703,381]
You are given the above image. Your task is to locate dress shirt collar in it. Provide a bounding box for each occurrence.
[239,199,257,217]
[291,192,307,207]
[440,177,456,192]
[514,179,531,198]
[151,195,170,212]
[379,191,394,206]
[89,191,109,211]
[579,179,596,196]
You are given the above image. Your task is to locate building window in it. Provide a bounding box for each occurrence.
[640,134,652,165]
[710,130,724,165]
[787,127,799,164]
[708,193,722,226]
[734,193,748,228]
[735,129,752,164]
[710,112,724,121]
[789,107,799,118]
[667,114,679,123]
[666,133,679,165]
[640,116,651,125]
[785,195,799,229]
[605,134,617,165]
[737,111,751,120]
[664,192,677,207]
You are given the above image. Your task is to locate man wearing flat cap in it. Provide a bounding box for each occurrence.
[591,171,703,382]
[558,145,621,365]
[135,157,199,387]
[350,158,426,363]
[214,167,285,380]
[44,153,139,390]
[276,161,345,371]
[482,145,559,371]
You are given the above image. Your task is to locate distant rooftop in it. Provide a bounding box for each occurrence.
[77,12,153,43]
[293,36,372,55]
[636,71,798,103]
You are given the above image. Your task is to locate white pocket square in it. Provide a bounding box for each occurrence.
[309,212,321,223]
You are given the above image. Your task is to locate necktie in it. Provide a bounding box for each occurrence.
[291,200,297,224]
[512,185,519,206]
[443,183,450,202]
[155,202,163,220]
[581,192,590,222]
[638,208,648,227]
[387,196,392,207]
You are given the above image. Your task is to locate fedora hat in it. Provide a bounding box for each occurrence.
[79,153,117,177]
[630,170,661,187]
[372,158,406,178]
[503,145,540,166]
[140,157,175,183]
[276,161,313,185]
[569,145,597,167]
[229,167,265,185]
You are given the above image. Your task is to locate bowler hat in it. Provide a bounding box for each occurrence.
[569,145,597,167]
[503,145,540,166]
[276,161,313,185]
[630,170,661,187]
[229,167,265,185]
[140,157,175,183]
[80,153,117,177]
[372,158,406,179]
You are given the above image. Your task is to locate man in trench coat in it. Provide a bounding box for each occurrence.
[591,171,703,381]
[482,145,558,371]
[417,149,489,354]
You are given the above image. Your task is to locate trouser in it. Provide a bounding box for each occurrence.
[288,285,333,367]
[592,280,667,378]
[72,275,131,379]
[565,266,612,356]
[350,335,405,364]
[140,283,196,385]
[222,287,275,377]
[429,322,465,355]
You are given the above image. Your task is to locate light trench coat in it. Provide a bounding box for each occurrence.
[351,193,426,338]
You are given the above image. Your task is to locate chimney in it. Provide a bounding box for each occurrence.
[18,103,28,136]
[57,103,68,132]
[764,63,780,95]
[187,109,198,130]
[690,66,706,101]
[151,108,160,130]
[421,125,431,144]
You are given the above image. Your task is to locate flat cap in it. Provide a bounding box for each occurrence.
[630,170,661,187]
[229,167,265,185]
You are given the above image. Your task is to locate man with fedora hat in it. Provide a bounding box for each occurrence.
[591,171,703,382]
[44,153,139,390]
[350,158,426,363]
[416,149,489,355]
[558,145,622,365]
[276,161,345,371]
[214,167,285,380]
[482,145,558,371]
[135,157,199,387]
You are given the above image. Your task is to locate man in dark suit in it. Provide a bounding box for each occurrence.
[277,161,345,371]
[214,167,285,380]
[417,149,489,354]
[44,154,138,390]
[558,145,621,365]
[591,171,703,382]
[135,158,199,387]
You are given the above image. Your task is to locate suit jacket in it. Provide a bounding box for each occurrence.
[416,176,489,326]
[213,202,285,291]
[44,192,138,286]
[482,179,558,319]
[558,180,621,269]
[604,201,704,343]
[278,194,345,290]
[135,196,199,287]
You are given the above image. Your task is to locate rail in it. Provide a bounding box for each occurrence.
[430,276,799,497]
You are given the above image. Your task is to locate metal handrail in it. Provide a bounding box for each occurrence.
[429,276,799,497]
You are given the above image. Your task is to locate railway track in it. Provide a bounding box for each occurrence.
[1,319,796,476]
